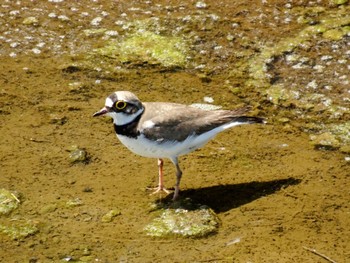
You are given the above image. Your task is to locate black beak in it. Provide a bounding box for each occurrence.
[93,107,108,117]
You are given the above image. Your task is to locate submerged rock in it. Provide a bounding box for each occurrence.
[0,189,20,215]
[310,132,340,150]
[265,85,300,106]
[68,145,88,164]
[65,198,83,208]
[22,16,39,26]
[39,203,58,214]
[0,222,38,240]
[94,30,188,68]
[323,28,344,41]
[332,0,348,5]
[308,122,350,151]
[144,199,219,238]
[49,114,68,125]
[101,209,121,223]
[340,145,350,154]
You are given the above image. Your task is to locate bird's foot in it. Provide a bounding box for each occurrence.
[147,185,171,196]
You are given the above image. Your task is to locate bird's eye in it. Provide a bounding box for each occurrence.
[115,100,127,110]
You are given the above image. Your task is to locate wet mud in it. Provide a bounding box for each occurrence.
[0,1,349,262]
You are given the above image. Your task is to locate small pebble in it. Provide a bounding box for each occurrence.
[22,17,39,25]
[91,17,103,26]
[195,1,208,9]
[49,114,68,125]
[69,148,87,163]
[203,96,214,103]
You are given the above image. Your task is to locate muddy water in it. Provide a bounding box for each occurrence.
[1,1,349,262]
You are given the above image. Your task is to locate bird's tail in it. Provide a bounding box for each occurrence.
[233,116,266,124]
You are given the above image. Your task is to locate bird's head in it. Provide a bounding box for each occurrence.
[93,91,144,125]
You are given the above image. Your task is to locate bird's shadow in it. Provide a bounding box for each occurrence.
[160,178,301,213]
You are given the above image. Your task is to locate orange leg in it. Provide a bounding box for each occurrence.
[149,158,170,195]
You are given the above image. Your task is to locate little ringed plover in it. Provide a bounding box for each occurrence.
[93,91,264,200]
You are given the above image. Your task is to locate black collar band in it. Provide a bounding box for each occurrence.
[113,113,142,138]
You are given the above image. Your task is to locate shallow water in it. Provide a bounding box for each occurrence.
[1,1,349,262]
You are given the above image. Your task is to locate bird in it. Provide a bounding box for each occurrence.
[93,91,265,200]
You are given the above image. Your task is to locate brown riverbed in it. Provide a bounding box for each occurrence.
[0,1,349,262]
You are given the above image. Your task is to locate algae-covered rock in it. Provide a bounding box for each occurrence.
[332,0,348,5]
[340,145,350,154]
[67,27,188,75]
[248,13,350,88]
[0,189,20,215]
[310,122,350,149]
[310,132,340,150]
[68,145,88,164]
[83,28,107,37]
[277,117,291,124]
[22,16,39,25]
[63,245,92,262]
[69,149,87,163]
[0,222,38,240]
[94,30,187,68]
[79,256,94,262]
[144,200,219,238]
[323,28,345,40]
[49,114,68,125]
[327,123,350,145]
[65,198,83,208]
[39,203,58,214]
[101,209,121,223]
[265,85,300,106]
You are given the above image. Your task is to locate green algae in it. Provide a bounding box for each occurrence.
[0,222,38,240]
[244,8,350,150]
[340,145,350,154]
[39,203,58,214]
[95,30,187,68]
[145,199,219,238]
[144,207,219,238]
[83,28,107,37]
[308,122,350,150]
[0,189,20,215]
[326,123,350,145]
[22,16,39,26]
[264,85,300,106]
[101,209,121,223]
[67,145,89,164]
[331,0,348,5]
[247,12,350,88]
[39,198,85,215]
[323,28,345,40]
[65,198,83,208]
[310,132,341,150]
[68,148,88,164]
[63,19,189,76]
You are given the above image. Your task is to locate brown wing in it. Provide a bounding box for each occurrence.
[140,103,262,142]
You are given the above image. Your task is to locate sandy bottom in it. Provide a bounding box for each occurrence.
[0,57,348,262]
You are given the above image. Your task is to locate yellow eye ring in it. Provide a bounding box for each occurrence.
[115,101,127,110]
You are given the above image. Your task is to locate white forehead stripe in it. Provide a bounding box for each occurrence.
[105,97,114,107]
